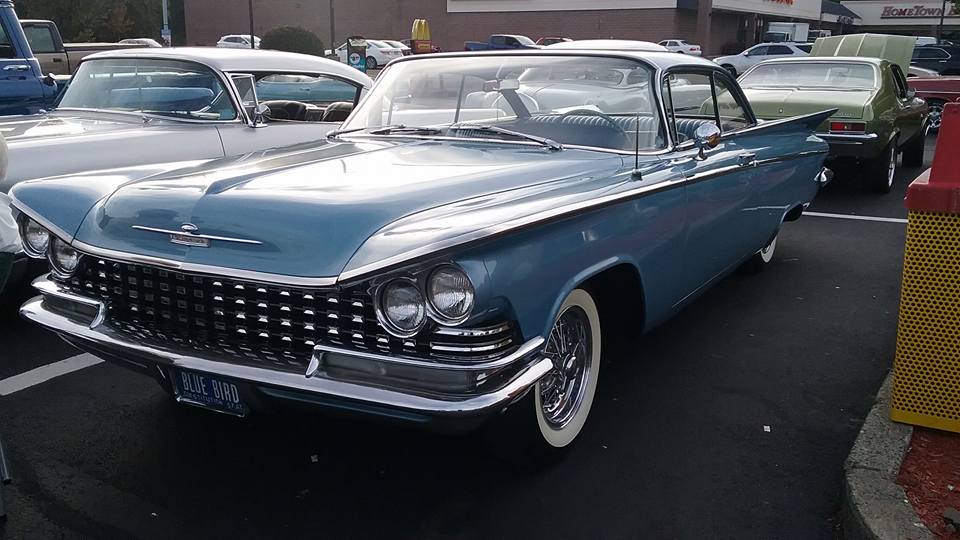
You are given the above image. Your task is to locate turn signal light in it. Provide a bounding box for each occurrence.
[829,121,866,133]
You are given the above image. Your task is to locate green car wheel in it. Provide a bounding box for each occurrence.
[867,138,897,194]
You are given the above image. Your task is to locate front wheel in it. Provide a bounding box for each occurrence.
[485,288,602,460]
[865,139,897,194]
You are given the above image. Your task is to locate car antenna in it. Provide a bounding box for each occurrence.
[632,112,642,180]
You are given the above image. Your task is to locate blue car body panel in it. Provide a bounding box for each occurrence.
[0,1,59,115]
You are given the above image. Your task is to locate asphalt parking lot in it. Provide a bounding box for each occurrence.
[0,138,933,539]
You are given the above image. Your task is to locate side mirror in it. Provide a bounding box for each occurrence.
[252,103,270,126]
[694,123,721,159]
[906,88,917,99]
[42,73,56,87]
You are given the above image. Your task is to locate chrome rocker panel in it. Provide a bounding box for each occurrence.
[21,276,552,425]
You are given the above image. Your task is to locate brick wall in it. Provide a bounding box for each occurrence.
[184,0,729,54]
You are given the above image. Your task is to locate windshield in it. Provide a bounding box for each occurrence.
[740,62,877,89]
[515,35,536,46]
[58,58,237,120]
[340,55,664,151]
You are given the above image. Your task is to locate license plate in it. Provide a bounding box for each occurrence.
[172,370,247,416]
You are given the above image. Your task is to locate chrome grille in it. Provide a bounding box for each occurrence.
[60,257,519,371]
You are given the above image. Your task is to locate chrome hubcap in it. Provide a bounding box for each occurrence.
[539,306,592,429]
[887,145,896,187]
[930,105,943,130]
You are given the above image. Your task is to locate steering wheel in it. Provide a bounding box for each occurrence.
[558,108,627,136]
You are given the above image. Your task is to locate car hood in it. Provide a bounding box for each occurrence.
[741,87,873,120]
[12,139,624,280]
[0,110,167,143]
[0,110,225,191]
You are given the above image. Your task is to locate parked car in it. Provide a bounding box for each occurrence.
[911,44,960,75]
[0,136,12,296]
[657,39,702,55]
[740,51,927,193]
[12,50,831,454]
[217,34,260,49]
[908,65,941,78]
[20,19,146,75]
[915,36,939,47]
[536,37,571,46]
[0,2,60,115]
[335,39,404,69]
[382,39,412,56]
[120,38,163,48]
[464,34,540,51]
[713,42,811,76]
[0,47,373,195]
[546,39,667,52]
[907,74,960,131]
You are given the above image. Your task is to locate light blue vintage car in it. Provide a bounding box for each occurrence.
[11,50,832,454]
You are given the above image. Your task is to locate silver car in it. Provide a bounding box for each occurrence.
[0,47,373,193]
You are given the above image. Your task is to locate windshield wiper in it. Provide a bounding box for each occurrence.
[448,123,563,151]
[327,124,442,140]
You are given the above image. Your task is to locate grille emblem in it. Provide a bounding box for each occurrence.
[181,223,199,233]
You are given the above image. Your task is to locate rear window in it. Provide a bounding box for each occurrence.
[23,25,57,53]
[740,62,877,89]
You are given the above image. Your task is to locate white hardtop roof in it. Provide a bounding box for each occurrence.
[547,39,668,52]
[393,48,720,71]
[83,47,373,86]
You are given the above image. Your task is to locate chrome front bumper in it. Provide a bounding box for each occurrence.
[20,276,551,426]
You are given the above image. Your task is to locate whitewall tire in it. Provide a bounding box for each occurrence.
[485,288,602,459]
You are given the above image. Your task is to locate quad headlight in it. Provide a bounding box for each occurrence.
[375,264,477,338]
[48,236,82,278]
[378,279,427,336]
[19,217,50,258]
[426,265,474,323]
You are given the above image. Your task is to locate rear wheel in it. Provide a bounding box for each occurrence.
[365,56,378,69]
[485,288,601,461]
[926,99,945,133]
[741,233,778,274]
[865,138,897,194]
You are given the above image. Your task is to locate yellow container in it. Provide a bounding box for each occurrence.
[891,210,960,433]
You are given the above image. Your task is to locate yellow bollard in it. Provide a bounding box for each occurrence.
[891,103,960,433]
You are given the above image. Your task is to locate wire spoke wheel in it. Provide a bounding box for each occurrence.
[539,306,593,429]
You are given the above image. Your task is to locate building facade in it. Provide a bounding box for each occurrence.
[840,0,960,41]
[184,0,822,57]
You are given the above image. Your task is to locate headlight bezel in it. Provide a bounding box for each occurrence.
[47,235,82,279]
[375,277,428,338]
[425,264,475,325]
[18,216,50,258]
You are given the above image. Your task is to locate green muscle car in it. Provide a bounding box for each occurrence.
[738,34,928,193]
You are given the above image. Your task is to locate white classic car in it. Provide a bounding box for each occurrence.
[0,47,373,194]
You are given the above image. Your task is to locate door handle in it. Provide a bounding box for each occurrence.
[52,57,63,63]
[2,65,30,72]
[738,153,757,167]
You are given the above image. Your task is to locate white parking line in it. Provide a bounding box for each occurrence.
[0,354,103,396]
[805,211,908,224]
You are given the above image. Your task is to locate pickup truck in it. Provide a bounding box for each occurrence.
[20,19,145,75]
[463,34,540,51]
[0,1,60,115]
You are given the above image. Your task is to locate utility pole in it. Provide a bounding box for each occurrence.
[938,0,947,43]
[329,0,336,52]
[161,0,171,46]
[249,0,255,48]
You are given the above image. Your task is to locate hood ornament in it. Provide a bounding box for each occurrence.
[131,223,262,248]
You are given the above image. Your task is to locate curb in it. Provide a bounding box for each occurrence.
[842,372,934,540]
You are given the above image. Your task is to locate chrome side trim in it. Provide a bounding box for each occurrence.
[131,225,263,245]
[433,322,512,337]
[755,149,828,166]
[69,239,339,287]
[337,175,682,282]
[311,336,545,373]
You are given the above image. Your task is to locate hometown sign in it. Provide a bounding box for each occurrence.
[881,4,959,17]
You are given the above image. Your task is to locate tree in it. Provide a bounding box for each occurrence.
[261,26,325,57]
[14,0,185,43]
